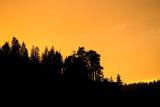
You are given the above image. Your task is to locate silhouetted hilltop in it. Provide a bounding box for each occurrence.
[0,37,160,106]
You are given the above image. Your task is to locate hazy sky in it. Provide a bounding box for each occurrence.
[0,0,159,83]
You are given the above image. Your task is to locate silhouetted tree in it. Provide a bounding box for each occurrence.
[53,51,63,79]
[41,46,63,81]
[77,47,86,57]
[20,42,29,62]
[1,42,11,70]
[63,53,77,81]
[86,50,103,81]
[76,47,90,81]
[47,47,56,80]
[31,46,40,63]
[63,47,104,82]
[41,47,49,65]
[47,46,55,65]
[2,42,10,56]
[11,37,21,58]
[116,74,123,86]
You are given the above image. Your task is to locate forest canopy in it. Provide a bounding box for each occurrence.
[0,37,160,99]
[0,37,105,82]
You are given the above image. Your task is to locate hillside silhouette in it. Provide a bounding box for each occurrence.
[0,37,160,106]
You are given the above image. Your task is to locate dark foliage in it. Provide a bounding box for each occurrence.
[0,37,159,106]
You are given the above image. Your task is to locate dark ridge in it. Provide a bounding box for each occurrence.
[0,37,160,106]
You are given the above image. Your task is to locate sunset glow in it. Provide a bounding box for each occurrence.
[0,0,159,83]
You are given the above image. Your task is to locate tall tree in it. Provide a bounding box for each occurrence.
[47,47,63,80]
[2,42,10,55]
[63,54,77,81]
[54,51,63,77]
[116,74,123,86]
[31,46,40,63]
[1,42,11,64]
[48,46,55,65]
[11,37,21,57]
[63,47,89,81]
[41,47,49,65]
[86,50,103,81]
[63,47,104,82]
[20,42,29,62]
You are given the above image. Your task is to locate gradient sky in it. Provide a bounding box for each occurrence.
[0,0,159,83]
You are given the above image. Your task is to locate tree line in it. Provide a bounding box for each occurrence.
[0,37,160,103]
[0,37,106,82]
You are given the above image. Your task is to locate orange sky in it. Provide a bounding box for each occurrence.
[0,0,159,83]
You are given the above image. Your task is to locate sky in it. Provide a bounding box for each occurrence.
[0,0,159,83]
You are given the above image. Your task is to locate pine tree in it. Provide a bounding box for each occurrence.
[41,47,49,65]
[2,42,10,55]
[116,74,123,86]
[20,42,29,62]
[11,37,21,57]
[31,46,40,63]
